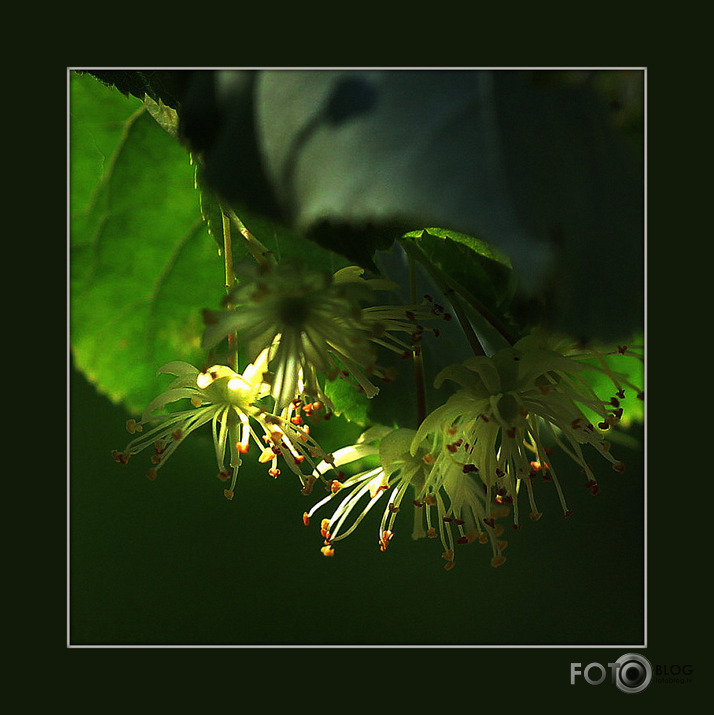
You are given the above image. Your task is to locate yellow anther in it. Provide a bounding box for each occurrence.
[490,555,506,568]
[320,545,334,557]
[379,530,394,551]
[126,419,142,434]
[259,448,275,463]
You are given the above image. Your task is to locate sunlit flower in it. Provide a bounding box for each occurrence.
[302,426,509,570]
[411,333,643,528]
[202,261,440,412]
[112,350,333,498]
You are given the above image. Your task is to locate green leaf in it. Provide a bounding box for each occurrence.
[70,71,391,425]
[70,73,143,236]
[70,72,224,415]
[82,69,188,109]
[579,339,645,429]
[404,227,516,310]
[406,226,512,268]
[401,231,522,355]
[324,375,369,425]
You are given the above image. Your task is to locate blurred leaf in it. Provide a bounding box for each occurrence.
[186,69,643,342]
[490,71,644,342]
[70,72,224,414]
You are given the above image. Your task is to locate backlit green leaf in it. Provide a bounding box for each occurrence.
[70,72,224,415]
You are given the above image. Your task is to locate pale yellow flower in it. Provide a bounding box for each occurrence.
[411,334,642,527]
[303,426,509,570]
[113,350,332,498]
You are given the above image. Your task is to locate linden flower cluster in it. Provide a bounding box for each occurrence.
[113,349,334,499]
[303,426,511,571]
[302,333,643,570]
[202,261,440,411]
[112,245,643,574]
[114,259,443,501]
[412,335,642,525]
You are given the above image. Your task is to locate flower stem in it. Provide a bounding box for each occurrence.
[220,208,238,370]
[220,204,275,268]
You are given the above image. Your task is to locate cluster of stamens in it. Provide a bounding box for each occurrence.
[112,359,337,501]
[111,236,643,579]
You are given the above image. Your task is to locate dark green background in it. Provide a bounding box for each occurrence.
[70,355,644,646]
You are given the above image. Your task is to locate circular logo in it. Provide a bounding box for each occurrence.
[614,653,652,693]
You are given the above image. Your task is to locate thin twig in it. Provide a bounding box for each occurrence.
[221,209,238,370]
[220,204,275,268]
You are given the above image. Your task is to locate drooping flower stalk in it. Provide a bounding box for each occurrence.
[220,206,238,370]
